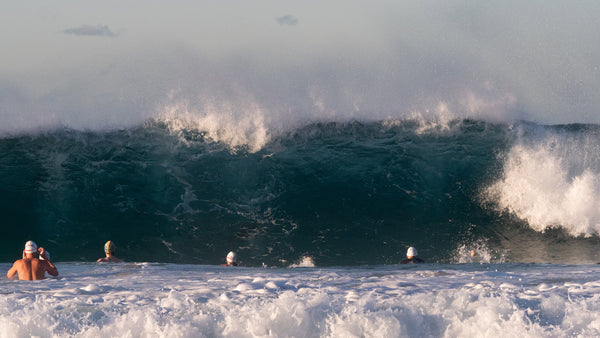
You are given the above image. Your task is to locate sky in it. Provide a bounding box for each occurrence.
[1,1,600,133]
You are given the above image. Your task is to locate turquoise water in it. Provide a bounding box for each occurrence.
[2,119,600,266]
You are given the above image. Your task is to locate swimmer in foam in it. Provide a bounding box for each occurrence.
[400,247,425,264]
[223,251,238,266]
[289,256,315,268]
[7,240,59,280]
[97,241,123,263]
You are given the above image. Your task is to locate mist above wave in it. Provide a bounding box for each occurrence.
[3,2,600,136]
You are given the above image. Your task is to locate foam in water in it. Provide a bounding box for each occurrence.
[2,263,600,337]
[157,100,270,153]
[451,238,507,264]
[288,256,316,268]
[486,130,600,237]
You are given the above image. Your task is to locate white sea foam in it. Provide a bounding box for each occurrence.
[288,256,316,268]
[1,263,600,337]
[485,133,600,236]
[156,100,270,153]
[451,239,506,264]
[154,95,506,153]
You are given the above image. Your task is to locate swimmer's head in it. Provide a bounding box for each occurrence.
[407,247,417,258]
[24,241,38,254]
[226,251,237,264]
[104,241,116,254]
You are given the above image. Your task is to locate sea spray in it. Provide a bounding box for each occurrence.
[485,124,600,237]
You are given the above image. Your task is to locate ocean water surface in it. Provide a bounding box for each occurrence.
[3,1,600,337]
[2,262,600,337]
[3,119,600,337]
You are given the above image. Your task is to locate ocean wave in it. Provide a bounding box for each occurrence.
[1,118,600,265]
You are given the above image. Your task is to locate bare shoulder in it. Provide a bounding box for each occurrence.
[12,259,28,270]
[7,259,23,277]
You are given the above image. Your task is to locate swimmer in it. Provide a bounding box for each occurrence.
[7,241,59,280]
[224,251,238,266]
[97,241,123,263]
[400,247,425,264]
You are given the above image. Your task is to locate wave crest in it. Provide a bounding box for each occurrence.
[485,131,600,237]
[156,100,270,153]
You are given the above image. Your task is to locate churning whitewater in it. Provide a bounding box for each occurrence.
[1,262,600,337]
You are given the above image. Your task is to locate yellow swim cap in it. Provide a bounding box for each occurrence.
[104,241,115,254]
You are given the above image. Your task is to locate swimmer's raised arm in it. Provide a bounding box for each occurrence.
[41,251,58,277]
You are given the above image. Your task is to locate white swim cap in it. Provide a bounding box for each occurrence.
[24,241,38,254]
[226,251,237,263]
[407,247,418,257]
